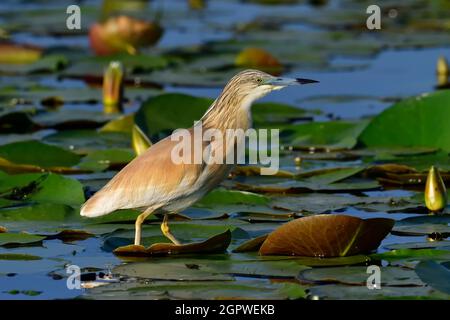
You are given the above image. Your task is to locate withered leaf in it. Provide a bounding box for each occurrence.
[259,214,394,257]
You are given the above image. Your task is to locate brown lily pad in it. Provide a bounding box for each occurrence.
[0,226,7,233]
[233,234,268,253]
[259,214,394,257]
[114,230,231,257]
[43,229,95,242]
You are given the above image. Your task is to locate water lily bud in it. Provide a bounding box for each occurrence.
[0,225,7,233]
[89,15,163,56]
[103,61,124,113]
[437,56,449,76]
[132,124,152,156]
[235,47,282,74]
[424,166,447,212]
[294,156,302,166]
[189,0,206,10]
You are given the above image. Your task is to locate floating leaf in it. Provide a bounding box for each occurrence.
[371,249,450,262]
[0,43,42,64]
[196,188,270,208]
[282,120,369,150]
[0,140,81,168]
[298,266,424,286]
[260,214,394,257]
[0,253,41,260]
[307,284,449,300]
[415,260,450,294]
[359,91,450,151]
[78,149,134,172]
[0,172,85,206]
[0,233,45,246]
[113,261,234,281]
[113,229,231,257]
[233,234,268,253]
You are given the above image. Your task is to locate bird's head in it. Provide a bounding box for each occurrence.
[223,69,319,103]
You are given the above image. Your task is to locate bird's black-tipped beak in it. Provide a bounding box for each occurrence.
[265,77,319,86]
[296,78,319,85]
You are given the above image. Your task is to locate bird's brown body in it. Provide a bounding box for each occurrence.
[80,69,318,245]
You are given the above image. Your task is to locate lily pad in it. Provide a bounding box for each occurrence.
[415,260,450,294]
[0,233,45,247]
[298,266,425,286]
[0,172,85,206]
[260,214,394,257]
[0,140,81,168]
[113,229,231,257]
[359,91,450,151]
[281,120,369,150]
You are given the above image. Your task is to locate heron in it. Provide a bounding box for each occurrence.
[80,69,318,246]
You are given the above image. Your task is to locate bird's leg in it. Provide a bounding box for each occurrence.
[161,214,181,245]
[134,207,155,246]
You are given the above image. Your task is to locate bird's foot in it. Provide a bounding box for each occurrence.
[161,214,181,245]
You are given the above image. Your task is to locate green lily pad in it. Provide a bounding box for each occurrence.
[298,266,425,286]
[0,233,45,246]
[359,91,450,151]
[84,279,306,300]
[307,284,450,300]
[281,120,369,150]
[196,188,270,208]
[415,260,450,294]
[0,172,85,205]
[371,249,450,262]
[78,149,134,172]
[113,261,234,281]
[0,253,42,260]
[0,140,81,168]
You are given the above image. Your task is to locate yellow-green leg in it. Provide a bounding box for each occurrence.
[134,207,155,246]
[161,214,181,245]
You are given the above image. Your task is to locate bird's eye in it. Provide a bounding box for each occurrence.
[256,78,263,84]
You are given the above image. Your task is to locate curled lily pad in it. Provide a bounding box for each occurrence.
[40,229,95,242]
[113,230,231,257]
[233,234,268,253]
[259,214,394,257]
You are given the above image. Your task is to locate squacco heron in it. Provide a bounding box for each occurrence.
[80,69,318,246]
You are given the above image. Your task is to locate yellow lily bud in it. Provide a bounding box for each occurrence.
[294,156,302,166]
[437,56,449,76]
[424,166,447,212]
[103,61,124,114]
[131,124,152,156]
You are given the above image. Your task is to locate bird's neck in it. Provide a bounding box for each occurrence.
[201,92,254,132]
